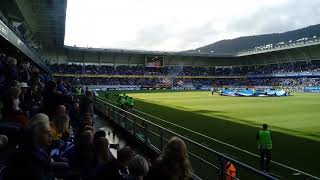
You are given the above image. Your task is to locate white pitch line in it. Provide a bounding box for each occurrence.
[131,106,320,180]
[103,97,320,179]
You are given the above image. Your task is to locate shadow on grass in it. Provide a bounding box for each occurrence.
[133,99,320,177]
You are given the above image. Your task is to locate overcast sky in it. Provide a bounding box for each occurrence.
[64,0,320,51]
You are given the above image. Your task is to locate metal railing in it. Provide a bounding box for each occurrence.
[94,97,278,180]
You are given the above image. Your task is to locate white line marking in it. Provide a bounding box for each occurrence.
[104,97,320,179]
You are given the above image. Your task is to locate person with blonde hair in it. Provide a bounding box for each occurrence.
[50,114,70,141]
[28,113,50,129]
[146,137,193,180]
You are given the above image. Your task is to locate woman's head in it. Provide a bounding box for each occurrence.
[46,81,57,92]
[161,137,193,179]
[29,113,51,147]
[52,114,70,134]
[79,130,94,148]
[128,155,149,178]
[163,137,189,162]
[8,57,17,66]
[94,137,113,163]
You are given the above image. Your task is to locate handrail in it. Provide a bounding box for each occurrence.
[94,96,278,180]
[101,97,320,180]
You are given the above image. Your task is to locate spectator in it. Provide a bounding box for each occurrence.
[18,61,30,83]
[0,134,8,149]
[42,80,72,115]
[71,130,96,180]
[19,82,29,111]
[96,146,135,180]
[146,137,193,180]
[23,83,43,116]
[50,114,70,141]
[2,86,28,126]
[125,155,149,180]
[4,57,18,86]
[94,136,114,165]
[79,90,94,118]
[3,113,52,180]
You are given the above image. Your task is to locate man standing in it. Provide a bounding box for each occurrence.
[256,124,272,172]
[210,87,214,95]
[127,97,134,112]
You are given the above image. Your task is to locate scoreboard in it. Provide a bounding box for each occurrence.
[145,56,164,67]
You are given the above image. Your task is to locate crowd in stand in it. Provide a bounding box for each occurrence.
[246,62,320,76]
[0,12,36,51]
[0,52,194,180]
[49,63,246,76]
[48,62,320,87]
[49,61,320,77]
[58,76,320,88]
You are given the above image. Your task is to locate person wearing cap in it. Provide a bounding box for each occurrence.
[19,82,29,111]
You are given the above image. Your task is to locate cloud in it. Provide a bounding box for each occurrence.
[64,0,320,51]
[226,0,320,36]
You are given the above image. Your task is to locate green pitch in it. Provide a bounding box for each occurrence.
[101,91,320,177]
[129,91,320,141]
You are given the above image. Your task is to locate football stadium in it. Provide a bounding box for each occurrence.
[0,0,320,180]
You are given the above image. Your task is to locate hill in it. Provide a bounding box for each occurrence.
[187,24,320,55]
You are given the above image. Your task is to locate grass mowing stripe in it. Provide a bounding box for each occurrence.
[98,91,320,178]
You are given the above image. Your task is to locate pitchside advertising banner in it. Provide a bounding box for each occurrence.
[222,86,281,89]
[304,87,320,93]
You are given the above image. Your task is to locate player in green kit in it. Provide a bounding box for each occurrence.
[120,95,127,109]
[117,94,122,106]
[127,97,134,112]
[256,124,272,172]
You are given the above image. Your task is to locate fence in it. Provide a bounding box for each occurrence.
[94,97,279,180]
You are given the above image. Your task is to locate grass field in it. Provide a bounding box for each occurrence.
[129,91,320,141]
[101,91,320,178]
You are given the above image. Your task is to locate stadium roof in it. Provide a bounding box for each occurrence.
[3,0,320,64]
[64,46,235,58]
[10,0,67,49]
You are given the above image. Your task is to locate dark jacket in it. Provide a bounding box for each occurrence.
[145,159,193,180]
[3,143,52,180]
[96,159,129,180]
[124,174,140,180]
[43,91,73,115]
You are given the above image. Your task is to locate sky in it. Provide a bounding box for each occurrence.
[64,0,320,51]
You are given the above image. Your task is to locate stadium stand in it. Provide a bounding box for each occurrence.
[1,2,320,179]
[1,52,198,180]
[49,62,320,88]
[0,51,281,180]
